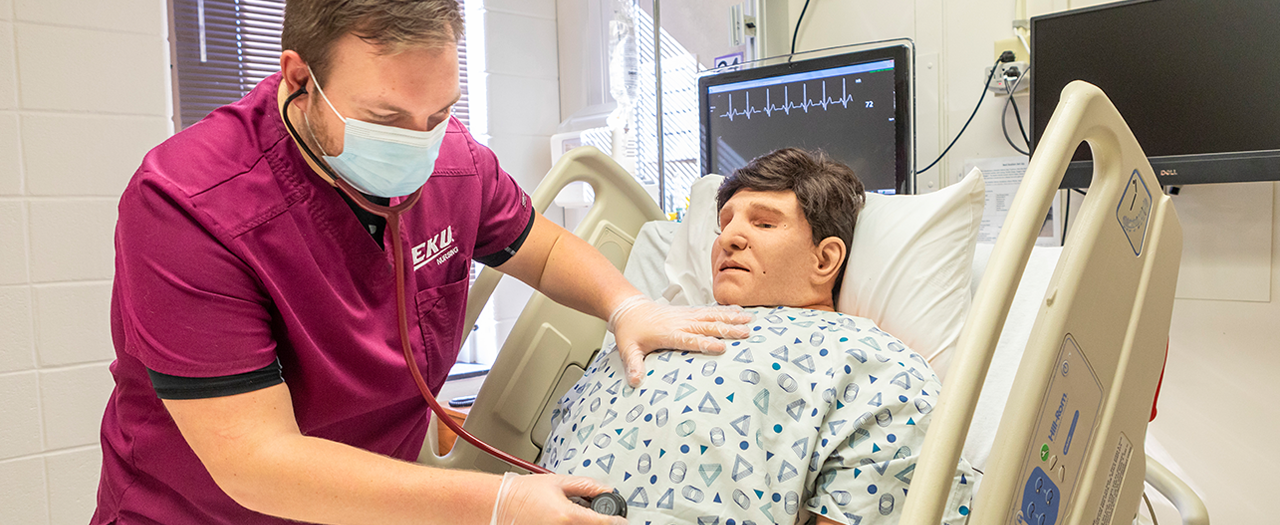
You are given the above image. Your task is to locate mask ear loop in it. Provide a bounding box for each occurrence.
[282,85,423,216]
[282,83,547,474]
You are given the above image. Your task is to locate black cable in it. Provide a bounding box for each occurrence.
[1002,85,1030,156]
[1142,491,1159,525]
[1009,89,1030,148]
[917,55,1011,175]
[790,0,812,57]
[1007,64,1033,149]
[1059,187,1085,246]
[1061,189,1070,246]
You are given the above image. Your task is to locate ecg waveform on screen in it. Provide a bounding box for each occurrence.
[717,78,871,121]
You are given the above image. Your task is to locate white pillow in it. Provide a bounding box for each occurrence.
[661,169,985,380]
[836,169,985,380]
[660,175,724,306]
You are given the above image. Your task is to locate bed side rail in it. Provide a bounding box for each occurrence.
[1145,455,1209,525]
[417,146,664,473]
[901,81,1184,525]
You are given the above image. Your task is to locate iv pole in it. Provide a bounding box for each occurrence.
[652,0,664,212]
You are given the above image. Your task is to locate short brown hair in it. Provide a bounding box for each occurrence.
[282,0,463,84]
[716,148,866,297]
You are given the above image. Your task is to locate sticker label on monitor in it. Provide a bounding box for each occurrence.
[1116,169,1152,256]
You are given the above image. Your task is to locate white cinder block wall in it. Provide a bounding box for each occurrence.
[0,0,172,523]
[0,0,563,520]
[468,0,561,350]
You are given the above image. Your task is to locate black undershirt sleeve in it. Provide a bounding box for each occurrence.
[475,206,536,268]
[148,359,284,400]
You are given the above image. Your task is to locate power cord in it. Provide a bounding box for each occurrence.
[790,0,813,57]
[1001,64,1033,156]
[1002,87,1030,156]
[917,52,1016,174]
[1142,490,1159,525]
[1061,187,1086,246]
[1007,64,1032,148]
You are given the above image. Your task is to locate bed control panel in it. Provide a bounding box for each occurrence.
[1012,335,1104,525]
[1019,467,1060,525]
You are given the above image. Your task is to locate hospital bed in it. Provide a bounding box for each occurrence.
[419,81,1208,525]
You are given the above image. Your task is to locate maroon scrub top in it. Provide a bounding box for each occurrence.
[94,72,532,524]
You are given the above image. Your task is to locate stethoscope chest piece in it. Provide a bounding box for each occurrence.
[571,492,627,517]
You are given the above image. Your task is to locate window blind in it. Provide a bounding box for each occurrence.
[171,0,470,130]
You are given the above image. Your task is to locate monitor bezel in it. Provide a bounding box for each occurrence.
[698,44,914,194]
[1030,0,1280,188]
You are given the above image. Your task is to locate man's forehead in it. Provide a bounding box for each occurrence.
[324,34,461,114]
[328,34,456,75]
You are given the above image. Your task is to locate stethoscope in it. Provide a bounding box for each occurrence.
[282,84,626,517]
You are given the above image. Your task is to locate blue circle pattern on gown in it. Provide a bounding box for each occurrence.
[540,306,976,525]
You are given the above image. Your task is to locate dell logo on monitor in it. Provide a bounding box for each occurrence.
[1159,169,1178,177]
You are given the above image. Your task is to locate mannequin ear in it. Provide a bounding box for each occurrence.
[813,236,847,286]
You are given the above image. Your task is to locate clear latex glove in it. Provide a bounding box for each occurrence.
[491,472,627,525]
[607,294,753,387]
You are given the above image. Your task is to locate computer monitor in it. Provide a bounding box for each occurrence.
[1031,0,1280,188]
[699,44,913,194]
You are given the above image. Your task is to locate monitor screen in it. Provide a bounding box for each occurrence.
[1032,0,1280,187]
[699,45,912,194]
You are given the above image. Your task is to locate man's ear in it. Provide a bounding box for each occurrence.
[813,236,847,286]
[279,50,312,106]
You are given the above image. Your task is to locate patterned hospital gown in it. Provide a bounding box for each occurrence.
[540,307,976,525]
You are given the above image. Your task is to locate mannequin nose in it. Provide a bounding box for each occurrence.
[717,224,747,251]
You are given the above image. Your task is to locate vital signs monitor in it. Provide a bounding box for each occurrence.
[698,44,913,194]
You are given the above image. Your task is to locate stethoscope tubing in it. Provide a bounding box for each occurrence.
[345,178,550,474]
[283,85,549,475]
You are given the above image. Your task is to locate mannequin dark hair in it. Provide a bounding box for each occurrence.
[716,148,866,298]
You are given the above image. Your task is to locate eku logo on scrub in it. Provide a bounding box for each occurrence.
[412,226,458,270]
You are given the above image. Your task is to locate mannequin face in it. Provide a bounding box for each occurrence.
[712,190,842,311]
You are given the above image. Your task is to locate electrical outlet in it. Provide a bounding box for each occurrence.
[728,3,757,47]
[994,37,1028,62]
[986,61,1030,95]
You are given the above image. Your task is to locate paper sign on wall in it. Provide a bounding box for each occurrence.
[963,156,1061,247]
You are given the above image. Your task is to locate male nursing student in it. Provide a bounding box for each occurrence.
[541,149,976,524]
[94,1,751,524]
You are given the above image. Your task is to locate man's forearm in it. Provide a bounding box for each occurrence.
[538,226,641,320]
[499,213,641,322]
[166,385,501,525]
[226,433,500,525]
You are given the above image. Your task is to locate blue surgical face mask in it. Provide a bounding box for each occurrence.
[305,67,449,198]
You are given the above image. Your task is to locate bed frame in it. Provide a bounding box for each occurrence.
[900,81,1202,525]
[418,82,1208,525]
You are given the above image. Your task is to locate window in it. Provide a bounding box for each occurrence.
[631,6,700,215]
[169,0,471,129]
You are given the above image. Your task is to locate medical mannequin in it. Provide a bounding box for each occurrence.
[541,149,976,524]
[93,1,749,524]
